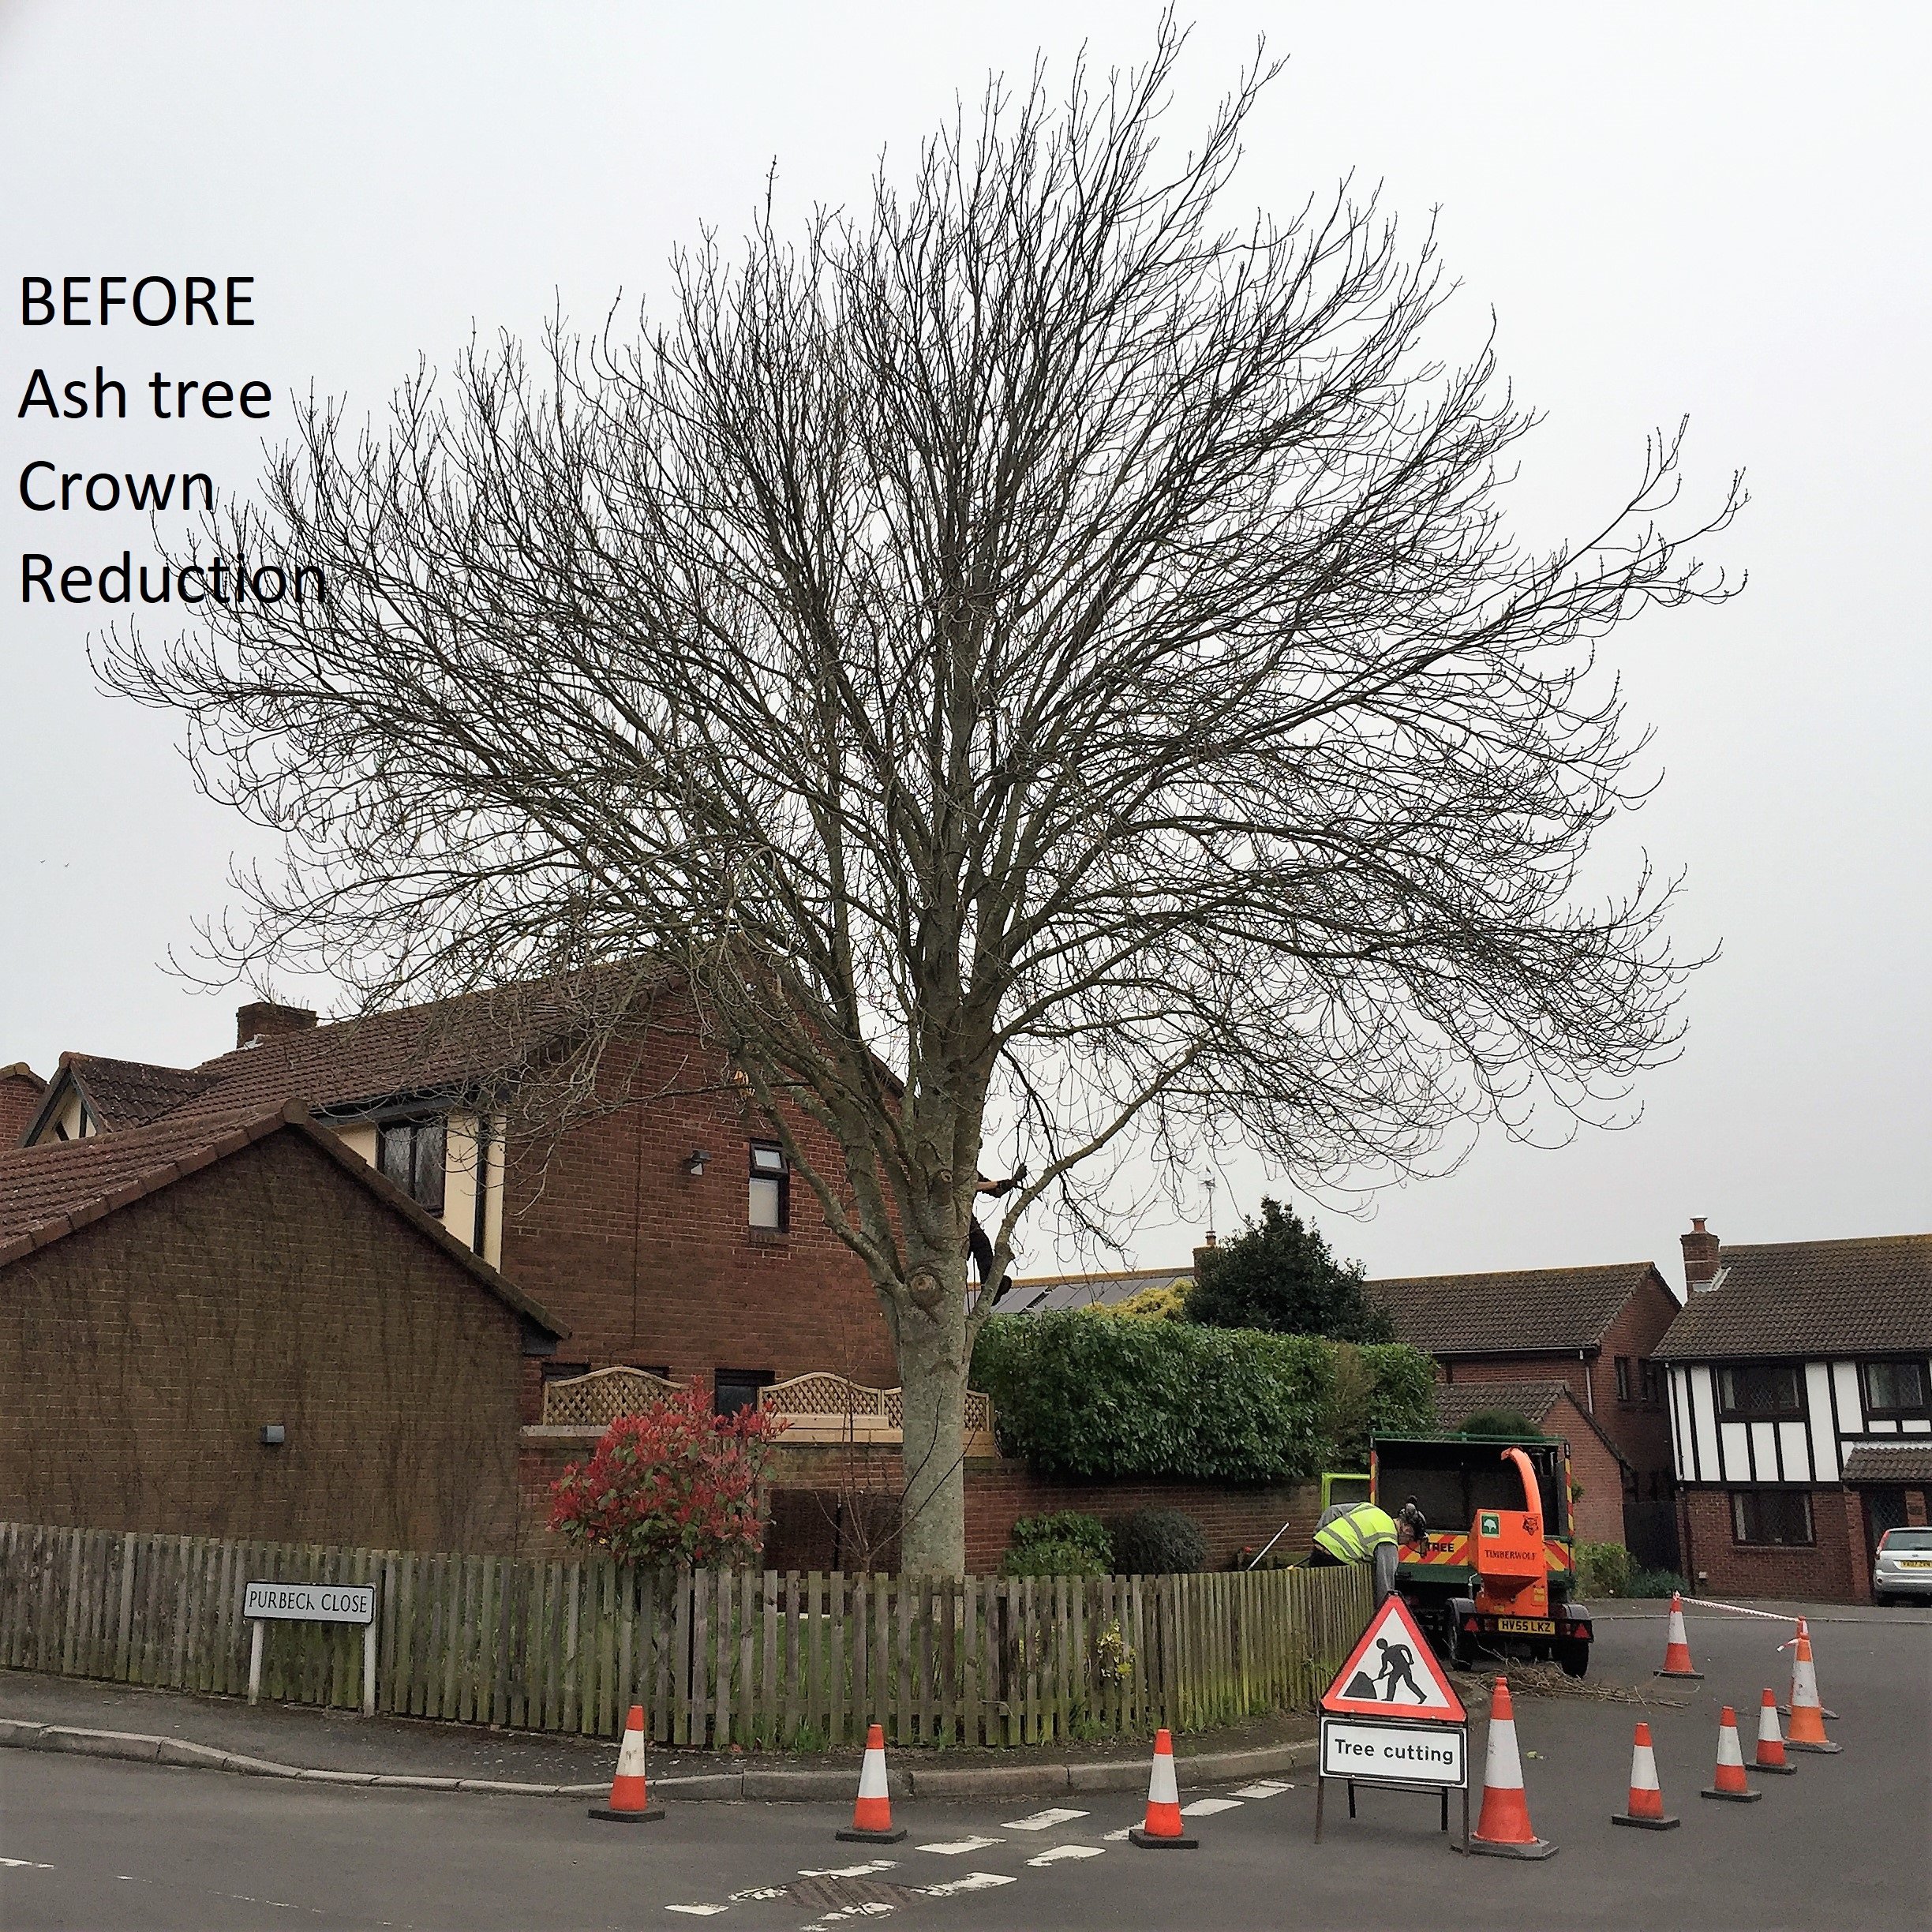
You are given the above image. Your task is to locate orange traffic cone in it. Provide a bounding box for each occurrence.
[837,1724,906,1842]
[1654,1593,1703,1679]
[1700,1706,1762,1803]
[1461,1679,1557,1859]
[1753,1688,1797,1775]
[1784,1625,1841,1754]
[589,1704,665,1822]
[1129,1728,1199,1849]
[1611,1721,1681,1829]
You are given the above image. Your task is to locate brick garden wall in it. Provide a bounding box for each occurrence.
[0,1133,535,1553]
[518,1433,1320,1574]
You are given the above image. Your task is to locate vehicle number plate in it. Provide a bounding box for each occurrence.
[1495,1616,1556,1634]
[1900,1559,1932,1569]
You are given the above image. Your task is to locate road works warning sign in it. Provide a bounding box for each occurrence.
[1320,1593,1466,1724]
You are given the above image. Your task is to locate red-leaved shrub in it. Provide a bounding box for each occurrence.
[548,1383,787,1567]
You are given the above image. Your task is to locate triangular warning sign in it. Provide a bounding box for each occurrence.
[1321,1594,1465,1723]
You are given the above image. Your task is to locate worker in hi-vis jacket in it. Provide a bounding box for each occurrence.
[1309,1500,1402,1604]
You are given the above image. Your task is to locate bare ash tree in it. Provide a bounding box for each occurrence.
[100,27,1742,1573]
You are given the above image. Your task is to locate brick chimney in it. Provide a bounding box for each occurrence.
[1681,1216,1721,1294]
[0,1062,47,1148]
[236,1001,318,1050]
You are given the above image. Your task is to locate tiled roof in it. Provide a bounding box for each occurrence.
[1369,1263,1663,1355]
[1653,1234,1932,1361]
[996,1266,1194,1314]
[1429,1377,1631,1469]
[62,1054,223,1127]
[1841,1443,1932,1485]
[30,970,657,1145]
[1431,1380,1569,1429]
[0,1100,564,1338]
[0,1108,264,1248]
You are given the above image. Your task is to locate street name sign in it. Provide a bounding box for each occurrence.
[243,1581,374,1624]
[242,1580,378,1715]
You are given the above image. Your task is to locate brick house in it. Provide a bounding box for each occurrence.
[1428,1380,1630,1545]
[17,982,899,1407]
[0,1103,565,1551]
[1655,1221,1932,1604]
[1367,1261,1683,1568]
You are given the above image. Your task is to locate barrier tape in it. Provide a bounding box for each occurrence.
[1683,1596,1802,1627]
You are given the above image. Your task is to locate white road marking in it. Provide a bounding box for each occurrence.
[1180,1797,1243,1816]
[1027,1844,1106,1866]
[728,1887,788,1901]
[1233,1780,1294,1798]
[1102,1826,1133,1841]
[1001,1807,1089,1830]
[1,1857,55,1870]
[915,1836,1004,1855]
[665,1907,728,1917]
[922,1872,1017,1897]
[799,1863,899,1878]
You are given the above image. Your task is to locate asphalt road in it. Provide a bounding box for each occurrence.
[2,1603,1925,1932]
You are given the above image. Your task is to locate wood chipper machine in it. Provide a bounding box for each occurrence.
[1370,1432,1594,1676]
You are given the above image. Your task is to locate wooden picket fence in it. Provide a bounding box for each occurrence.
[0,1521,1370,1747]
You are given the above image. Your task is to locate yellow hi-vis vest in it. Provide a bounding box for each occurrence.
[1312,1502,1399,1564]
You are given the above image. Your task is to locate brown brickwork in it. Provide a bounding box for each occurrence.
[0,1131,538,1552]
[1538,1393,1627,1545]
[497,1026,897,1394]
[518,1432,1319,1574]
[1677,1485,1872,1604]
[1433,1267,1681,1503]
[0,1066,46,1151]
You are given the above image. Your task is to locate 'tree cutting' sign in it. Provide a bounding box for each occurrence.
[1320,1717,1466,1786]
[242,1581,374,1625]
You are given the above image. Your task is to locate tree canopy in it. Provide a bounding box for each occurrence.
[1185,1197,1393,1342]
[98,27,1739,1570]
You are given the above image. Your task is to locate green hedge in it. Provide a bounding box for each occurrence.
[971,1314,1435,1483]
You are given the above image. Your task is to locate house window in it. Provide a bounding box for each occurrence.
[1615,1357,1632,1402]
[714,1368,774,1417]
[376,1115,446,1214]
[748,1141,789,1232]
[1715,1364,1803,1423]
[540,1360,592,1382]
[1861,1359,1930,1422]
[1730,1489,1814,1547]
[1639,1359,1665,1406]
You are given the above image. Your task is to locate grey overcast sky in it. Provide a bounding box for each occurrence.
[2,3,1926,1289]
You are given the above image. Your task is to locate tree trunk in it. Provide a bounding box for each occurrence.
[892,1271,972,1575]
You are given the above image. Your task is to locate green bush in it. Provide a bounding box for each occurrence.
[1115,1508,1208,1574]
[1457,1408,1548,1440]
[1573,1540,1634,1598]
[1000,1511,1114,1578]
[1356,1344,1437,1451]
[972,1312,1434,1483]
[1627,1566,1688,1599]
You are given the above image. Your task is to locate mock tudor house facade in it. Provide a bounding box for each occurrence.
[1655,1220,1932,1604]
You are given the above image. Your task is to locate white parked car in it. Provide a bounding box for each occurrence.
[1872,1526,1932,1604]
